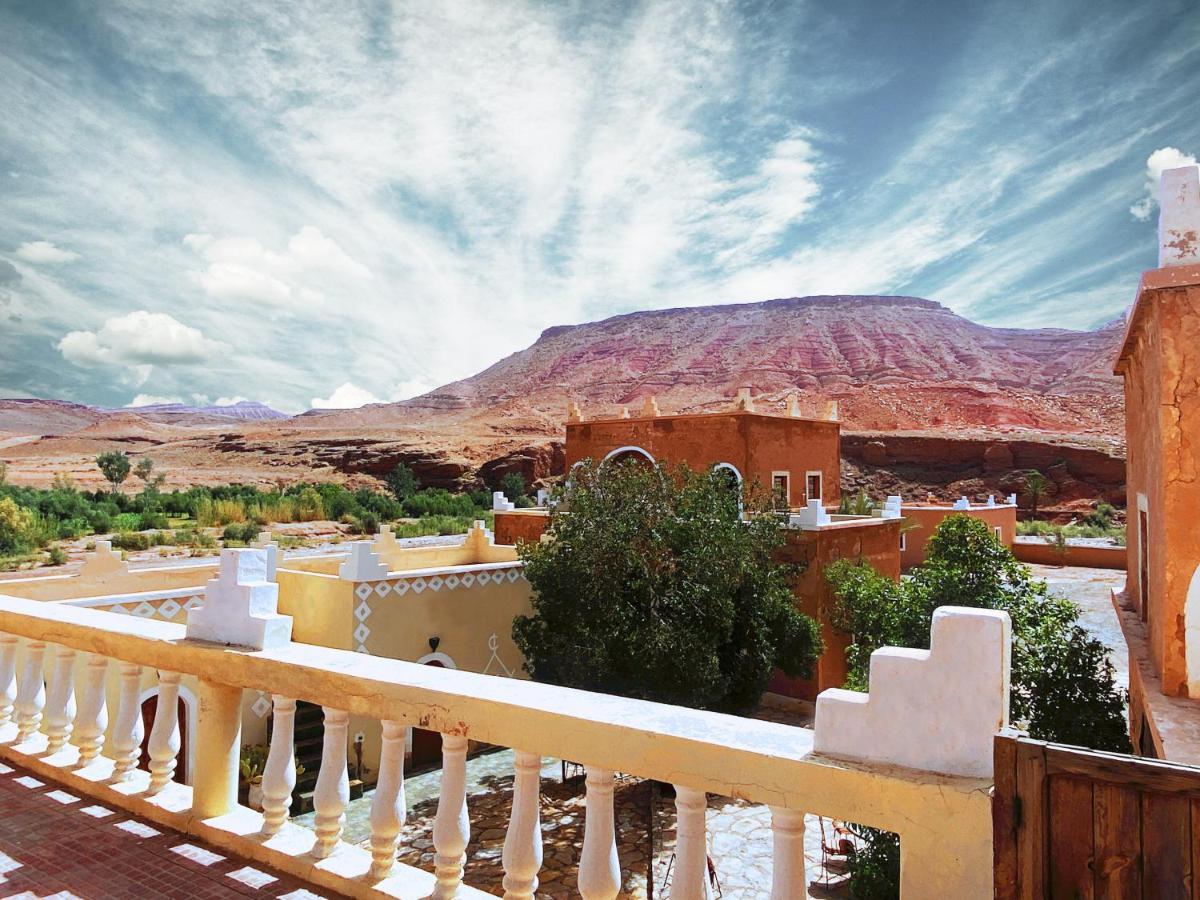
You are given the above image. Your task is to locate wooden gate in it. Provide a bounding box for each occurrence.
[994,731,1200,898]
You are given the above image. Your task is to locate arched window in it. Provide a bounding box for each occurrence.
[602,445,655,466]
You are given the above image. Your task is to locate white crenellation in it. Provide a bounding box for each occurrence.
[1007,493,1018,506]
[879,495,902,520]
[953,496,970,510]
[789,500,831,529]
[493,491,515,512]
[1159,165,1200,267]
[813,606,1011,778]
[80,540,128,578]
[186,548,292,650]
[736,387,755,411]
[641,395,660,418]
[338,541,388,582]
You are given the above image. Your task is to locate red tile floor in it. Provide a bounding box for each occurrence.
[0,760,342,899]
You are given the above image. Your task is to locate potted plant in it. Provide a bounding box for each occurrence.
[239,743,269,809]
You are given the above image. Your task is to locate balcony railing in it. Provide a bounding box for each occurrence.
[0,592,994,898]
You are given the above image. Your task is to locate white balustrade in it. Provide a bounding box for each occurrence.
[501,749,543,900]
[146,671,181,793]
[673,786,710,900]
[110,662,144,780]
[74,653,109,764]
[0,632,18,726]
[368,719,407,879]
[14,639,46,742]
[769,807,807,900]
[578,767,621,900]
[312,707,350,859]
[431,734,470,898]
[260,695,297,836]
[43,646,77,753]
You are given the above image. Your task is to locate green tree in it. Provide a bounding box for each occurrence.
[513,459,822,712]
[0,496,34,553]
[827,514,1129,899]
[385,462,420,502]
[134,457,154,483]
[95,451,131,493]
[499,471,527,504]
[1025,470,1048,519]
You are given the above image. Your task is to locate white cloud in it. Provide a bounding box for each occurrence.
[57,310,222,369]
[15,240,78,263]
[126,393,182,407]
[310,381,381,409]
[1131,147,1198,221]
[214,395,248,406]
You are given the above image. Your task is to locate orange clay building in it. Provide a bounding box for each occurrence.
[1114,164,1200,761]
[898,497,1017,570]
[496,388,902,700]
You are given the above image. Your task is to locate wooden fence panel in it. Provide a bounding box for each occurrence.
[994,733,1200,899]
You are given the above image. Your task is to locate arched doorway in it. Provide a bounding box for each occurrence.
[138,694,189,784]
[602,445,655,467]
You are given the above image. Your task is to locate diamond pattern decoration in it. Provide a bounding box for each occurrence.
[355,644,370,654]
[354,622,370,645]
[411,578,427,594]
[183,595,203,610]
[250,693,271,718]
[132,602,157,618]
[393,580,410,596]
[355,583,373,600]
[444,574,460,589]
[427,575,444,592]
[476,572,491,586]
[109,604,130,615]
[354,600,371,622]
[158,599,181,619]
[461,574,475,588]
[374,581,392,598]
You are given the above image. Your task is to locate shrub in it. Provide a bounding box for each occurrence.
[514,459,822,712]
[95,451,131,492]
[111,531,152,551]
[0,497,35,553]
[499,472,528,504]
[222,522,261,545]
[46,544,68,566]
[349,511,380,535]
[385,463,420,502]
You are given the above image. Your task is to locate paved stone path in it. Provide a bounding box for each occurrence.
[0,760,335,900]
[1027,563,1129,690]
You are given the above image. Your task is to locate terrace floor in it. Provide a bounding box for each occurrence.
[0,760,338,900]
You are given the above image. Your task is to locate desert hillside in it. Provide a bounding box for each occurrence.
[0,295,1125,496]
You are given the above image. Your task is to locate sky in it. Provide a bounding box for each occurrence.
[0,0,1197,414]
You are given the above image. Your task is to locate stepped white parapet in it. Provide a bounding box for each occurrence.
[953,496,970,510]
[338,541,388,581]
[879,495,902,519]
[813,606,1011,778]
[185,547,292,650]
[789,499,831,528]
[1007,493,1018,506]
[986,495,997,508]
[1160,165,1200,267]
[493,491,515,512]
[80,540,128,578]
[372,522,403,560]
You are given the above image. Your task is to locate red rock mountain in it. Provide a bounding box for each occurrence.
[0,295,1126,493]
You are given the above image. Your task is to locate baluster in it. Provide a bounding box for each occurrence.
[769,807,807,900]
[260,695,297,836]
[110,662,143,781]
[0,633,17,727]
[578,767,621,900]
[43,646,77,753]
[502,749,543,900]
[673,786,710,899]
[14,639,46,742]
[74,654,109,764]
[431,734,470,899]
[312,707,349,859]
[147,671,181,793]
[368,720,406,879]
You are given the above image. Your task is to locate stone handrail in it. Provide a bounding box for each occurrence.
[0,592,993,898]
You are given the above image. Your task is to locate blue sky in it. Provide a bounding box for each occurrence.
[0,0,1197,413]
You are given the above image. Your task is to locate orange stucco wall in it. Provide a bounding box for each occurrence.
[494,510,551,546]
[770,518,903,701]
[565,411,841,508]
[1011,540,1126,570]
[899,506,1016,570]
[1117,265,1200,699]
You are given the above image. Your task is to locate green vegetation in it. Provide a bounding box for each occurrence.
[826,514,1129,898]
[836,489,876,516]
[514,459,822,713]
[498,471,535,507]
[0,473,495,570]
[1025,469,1047,518]
[95,450,132,493]
[1016,501,1125,545]
[385,462,420,502]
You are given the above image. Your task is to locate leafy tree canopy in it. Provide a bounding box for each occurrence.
[513,459,822,713]
[827,514,1129,751]
[384,462,420,502]
[95,451,131,492]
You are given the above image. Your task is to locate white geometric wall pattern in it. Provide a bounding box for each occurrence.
[362,568,528,599]
[158,599,181,619]
[132,602,157,618]
[354,600,371,622]
[251,692,272,718]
